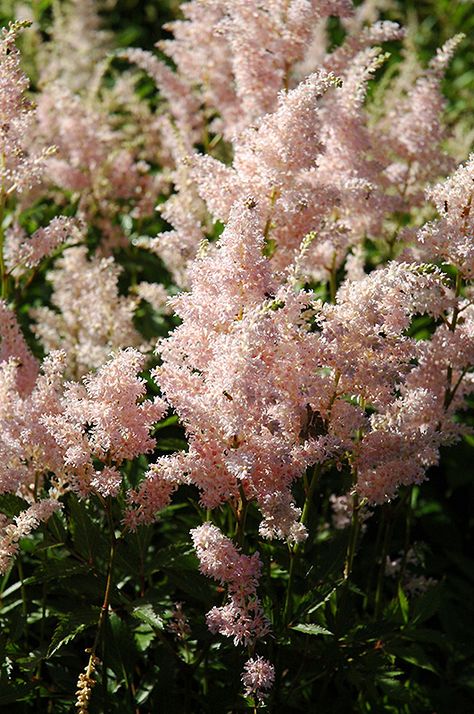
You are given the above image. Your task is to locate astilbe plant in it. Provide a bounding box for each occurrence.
[0,2,473,712]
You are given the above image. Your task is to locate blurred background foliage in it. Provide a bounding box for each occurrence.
[0,0,472,126]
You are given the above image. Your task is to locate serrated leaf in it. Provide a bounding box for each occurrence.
[33,560,86,583]
[391,643,438,673]
[67,496,107,563]
[153,543,197,571]
[306,585,340,616]
[135,627,155,653]
[291,623,333,636]
[47,608,99,657]
[398,584,409,624]
[107,612,139,676]
[132,603,164,631]
[0,683,31,705]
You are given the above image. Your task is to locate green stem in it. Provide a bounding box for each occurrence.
[364,508,384,611]
[444,367,468,410]
[283,464,320,626]
[300,463,320,532]
[283,551,297,627]
[443,271,464,410]
[398,487,416,587]
[79,502,116,708]
[235,485,249,548]
[374,505,394,619]
[17,558,28,621]
[386,161,413,261]
[328,252,337,304]
[343,492,360,581]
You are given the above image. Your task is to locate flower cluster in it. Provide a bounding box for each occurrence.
[0,4,472,705]
[0,347,164,568]
[241,656,275,702]
[191,523,270,646]
[30,245,144,378]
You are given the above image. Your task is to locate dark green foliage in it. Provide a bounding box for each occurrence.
[1,436,473,712]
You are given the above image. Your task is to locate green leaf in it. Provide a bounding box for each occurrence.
[398,584,409,624]
[67,495,107,563]
[132,603,164,631]
[291,623,333,636]
[411,583,442,624]
[154,414,179,431]
[377,672,412,703]
[107,612,139,676]
[306,585,340,616]
[0,494,30,518]
[391,644,438,673]
[33,560,86,583]
[166,570,213,603]
[134,626,155,653]
[0,683,31,705]
[153,543,197,571]
[156,437,188,452]
[47,608,99,657]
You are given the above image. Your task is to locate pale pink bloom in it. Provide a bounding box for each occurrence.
[43,349,165,496]
[404,317,474,438]
[150,12,408,283]
[160,1,237,140]
[125,457,183,529]
[326,21,403,76]
[404,574,437,597]
[321,262,451,406]
[417,154,474,277]
[0,351,67,496]
[35,84,159,250]
[241,657,275,701]
[316,47,402,246]
[31,246,143,378]
[206,597,271,647]
[157,271,322,537]
[191,523,270,645]
[134,282,173,315]
[0,22,49,194]
[188,70,341,280]
[90,467,123,498]
[383,36,463,197]
[159,0,351,141]
[355,388,442,503]
[385,545,437,596]
[343,1,397,31]
[330,493,372,530]
[38,0,111,93]
[36,83,111,187]
[11,216,78,270]
[0,300,38,395]
[258,491,307,544]
[145,148,208,287]
[191,523,262,596]
[385,555,402,577]
[122,47,203,147]
[0,499,62,573]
